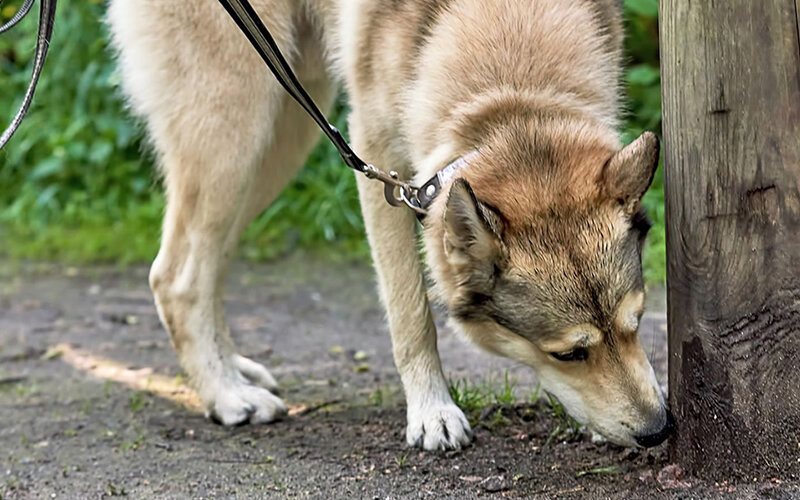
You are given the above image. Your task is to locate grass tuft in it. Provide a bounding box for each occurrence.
[449,374,588,441]
[544,393,583,446]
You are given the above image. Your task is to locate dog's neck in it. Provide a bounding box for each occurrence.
[415,88,620,225]
[419,86,617,178]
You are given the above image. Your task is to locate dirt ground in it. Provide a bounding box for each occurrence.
[1,255,797,499]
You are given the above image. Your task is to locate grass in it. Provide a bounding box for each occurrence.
[128,391,147,413]
[448,370,519,413]
[448,372,583,441]
[448,378,493,414]
[544,393,583,446]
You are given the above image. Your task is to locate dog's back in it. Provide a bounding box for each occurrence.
[337,0,624,175]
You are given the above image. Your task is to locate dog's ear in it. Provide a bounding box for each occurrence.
[443,179,502,266]
[602,132,660,214]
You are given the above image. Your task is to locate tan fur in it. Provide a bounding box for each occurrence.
[108,0,668,450]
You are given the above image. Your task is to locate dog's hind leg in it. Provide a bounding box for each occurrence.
[109,0,336,425]
[350,122,473,451]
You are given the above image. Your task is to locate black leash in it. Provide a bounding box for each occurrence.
[0,0,57,150]
[217,0,443,216]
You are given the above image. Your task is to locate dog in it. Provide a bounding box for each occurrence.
[107,0,672,451]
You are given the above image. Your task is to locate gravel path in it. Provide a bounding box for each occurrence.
[1,256,789,499]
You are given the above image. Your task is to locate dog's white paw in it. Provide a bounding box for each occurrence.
[207,381,287,425]
[201,357,286,426]
[406,402,473,451]
[590,429,608,444]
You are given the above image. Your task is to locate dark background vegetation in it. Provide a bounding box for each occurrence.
[0,0,663,281]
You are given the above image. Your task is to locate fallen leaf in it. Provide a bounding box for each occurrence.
[41,346,64,360]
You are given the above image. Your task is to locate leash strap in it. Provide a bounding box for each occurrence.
[217,0,364,173]
[0,0,57,150]
[218,0,430,214]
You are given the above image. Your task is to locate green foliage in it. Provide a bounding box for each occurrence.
[0,0,663,282]
[622,0,665,283]
[0,0,366,263]
[448,370,518,414]
[449,378,492,414]
[495,370,517,405]
[624,0,659,18]
[448,376,588,438]
[128,391,147,412]
[0,0,160,261]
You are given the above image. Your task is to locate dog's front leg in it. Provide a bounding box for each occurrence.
[355,171,472,451]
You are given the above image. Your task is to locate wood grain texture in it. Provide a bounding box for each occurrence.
[661,0,800,478]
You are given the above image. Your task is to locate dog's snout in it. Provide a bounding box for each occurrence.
[634,409,675,448]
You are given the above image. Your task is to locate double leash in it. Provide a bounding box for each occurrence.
[0,0,57,150]
[217,0,456,217]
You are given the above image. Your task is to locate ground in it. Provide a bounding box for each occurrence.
[0,255,796,499]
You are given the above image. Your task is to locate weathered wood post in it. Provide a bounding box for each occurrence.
[660,1,800,479]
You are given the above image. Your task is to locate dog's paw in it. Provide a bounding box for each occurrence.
[201,357,286,426]
[590,429,608,444]
[406,403,473,451]
[207,382,287,425]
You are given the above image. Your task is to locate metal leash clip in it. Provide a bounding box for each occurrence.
[361,164,426,215]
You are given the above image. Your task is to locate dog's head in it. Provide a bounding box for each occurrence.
[425,129,672,448]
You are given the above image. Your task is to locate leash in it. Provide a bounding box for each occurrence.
[217,0,459,217]
[0,0,57,150]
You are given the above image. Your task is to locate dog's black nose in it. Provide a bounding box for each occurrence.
[635,409,675,448]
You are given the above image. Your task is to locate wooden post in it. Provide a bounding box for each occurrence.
[660,1,800,479]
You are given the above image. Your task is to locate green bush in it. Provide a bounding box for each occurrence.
[0,0,160,261]
[621,0,664,283]
[0,0,663,281]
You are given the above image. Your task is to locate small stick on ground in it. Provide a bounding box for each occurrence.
[289,399,342,416]
[0,376,27,386]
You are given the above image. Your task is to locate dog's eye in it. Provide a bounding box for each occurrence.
[551,348,589,362]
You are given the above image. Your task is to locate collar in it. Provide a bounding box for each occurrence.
[416,150,480,212]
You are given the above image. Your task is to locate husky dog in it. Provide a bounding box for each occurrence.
[107,0,672,450]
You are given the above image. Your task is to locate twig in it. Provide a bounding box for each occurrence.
[290,399,342,416]
[207,458,275,465]
[0,376,26,386]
